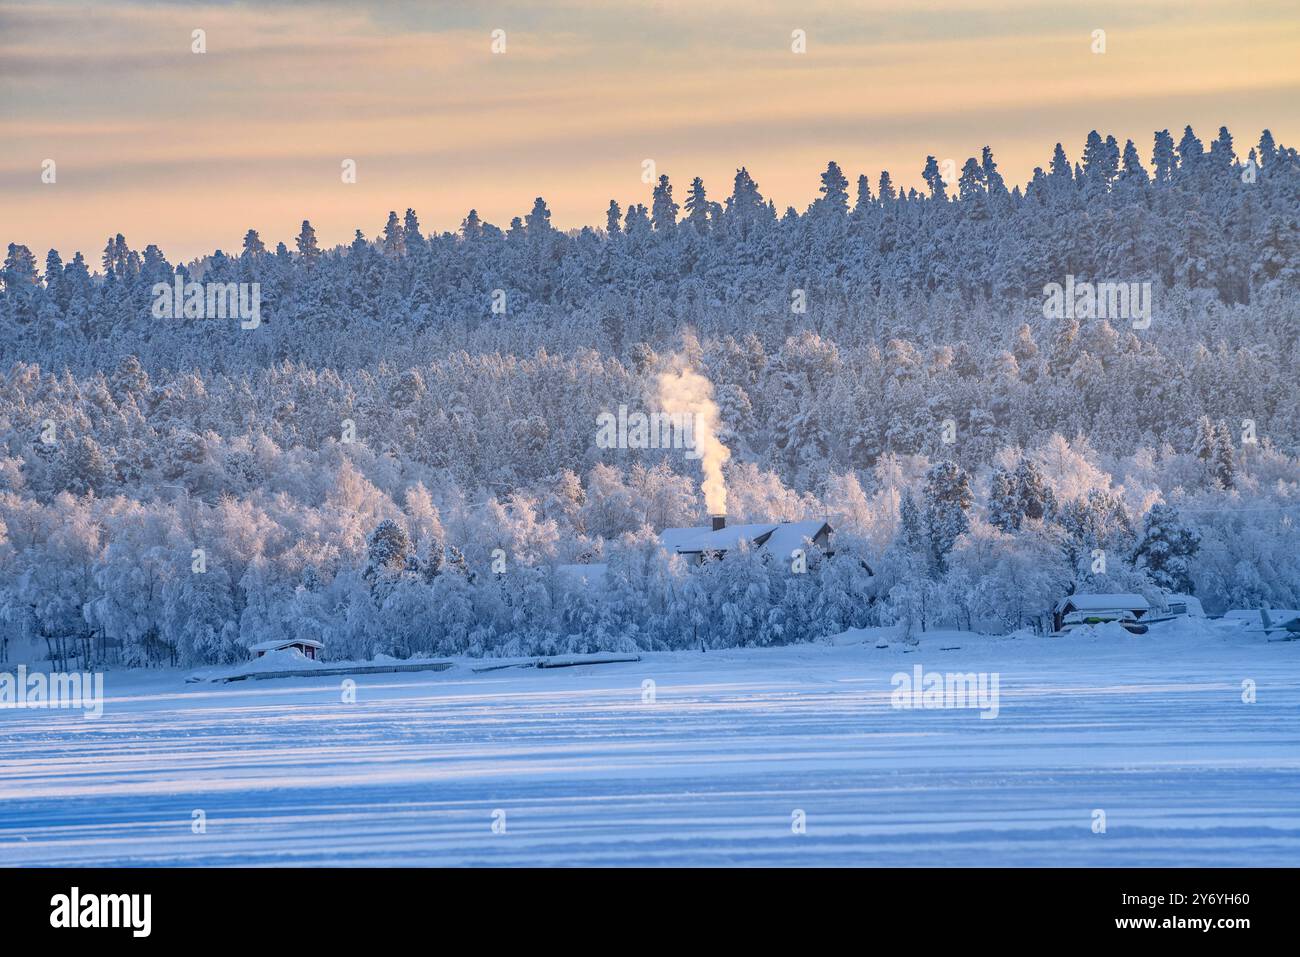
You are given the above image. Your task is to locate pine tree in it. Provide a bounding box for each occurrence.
[56,435,111,495]
[365,519,410,584]
[1209,126,1235,171]
[1048,319,1080,376]
[1133,504,1200,593]
[957,157,986,202]
[684,177,709,229]
[295,220,320,260]
[1193,415,1216,465]
[817,161,849,215]
[382,211,406,257]
[3,243,38,290]
[651,175,679,231]
[725,167,766,224]
[403,208,425,253]
[1211,420,1235,489]
[241,229,266,258]
[42,249,63,300]
[1049,143,1072,185]
[981,146,1008,199]
[525,197,552,235]
[1102,134,1120,184]
[898,490,926,556]
[1081,130,1107,185]
[877,170,896,203]
[1258,129,1277,168]
[988,468,1017,531]
[1152,129,1177,184]
[1176,125,1204,174]
[350,229,369,257]
[854,173,873,214]
[623,203,649,236]
[1119,139,1149,186]
[1012,460,1054,522]
[922,155,948,201]
[923,461,973,573]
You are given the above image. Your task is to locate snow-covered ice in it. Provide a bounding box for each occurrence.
[1,622,1297,866]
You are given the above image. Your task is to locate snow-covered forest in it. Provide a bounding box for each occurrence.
[2,125,1298,667]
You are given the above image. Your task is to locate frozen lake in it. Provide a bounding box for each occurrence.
[2,624,1297,866]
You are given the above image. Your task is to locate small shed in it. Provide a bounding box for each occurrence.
[1161,594,1205,618]
[249,638,323,660]
[1054,593,1150,632]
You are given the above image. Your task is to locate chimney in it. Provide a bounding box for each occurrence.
[711,515,726,531]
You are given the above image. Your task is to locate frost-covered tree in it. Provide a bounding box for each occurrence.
[678,178,706,229]
[651,175,679,232]
[988,468,1016,532]
[295,220,319,260]
[365,519,410,584]
[922,461,973,573]
[816,161,850,215]
[0,125,1297,663]
[921,155,948,200]
[1133,503,1200,593]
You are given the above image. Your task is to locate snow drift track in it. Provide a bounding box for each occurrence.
[213,661,456,683]
[0,629,1297,867]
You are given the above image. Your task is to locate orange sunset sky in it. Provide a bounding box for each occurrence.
[3,0,1298,262]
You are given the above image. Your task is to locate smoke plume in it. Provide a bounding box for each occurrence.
[655,362,730,515]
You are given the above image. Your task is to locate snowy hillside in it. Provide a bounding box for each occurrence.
[2,126,1298,667]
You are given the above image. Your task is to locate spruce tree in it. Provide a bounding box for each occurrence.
[684,178,709,229]
[1133,504,1200,593]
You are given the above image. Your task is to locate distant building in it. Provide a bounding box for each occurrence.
[1160,594,1205,618]
[1053,593,1151,633]
[555,519,836,592]
[658,516,833,565]
[249,638,323,660]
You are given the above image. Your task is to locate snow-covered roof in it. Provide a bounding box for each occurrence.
[658,525,713,553]
[1162,594,1205,616]
[762,520,831,559]
[1057,593,1149,612]
[249,638,324,653]
[659,520,831,557]
[664,523,779,554]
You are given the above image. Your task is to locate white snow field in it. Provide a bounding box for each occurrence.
[1,622,1297,867]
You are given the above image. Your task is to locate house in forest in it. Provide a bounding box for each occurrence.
[249,637,324,660]
[659,516,833,565]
